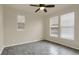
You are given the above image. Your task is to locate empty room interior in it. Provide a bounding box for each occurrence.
[0,4,79,55]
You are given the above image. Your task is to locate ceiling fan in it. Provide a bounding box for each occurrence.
[30,4,55,13]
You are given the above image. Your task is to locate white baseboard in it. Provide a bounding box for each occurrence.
[5,39,43,48]
[45,39,79,50]
[0,47,4,55]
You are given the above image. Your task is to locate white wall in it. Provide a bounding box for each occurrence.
[4,6,43,47]
[0,5,4,54]
[43,5,79,50]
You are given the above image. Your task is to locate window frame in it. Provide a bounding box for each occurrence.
[49,11,75,40]
[60,12,75,40]
[50,16,59,37]
[17,15,25,31]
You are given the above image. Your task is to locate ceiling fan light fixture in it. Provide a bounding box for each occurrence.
[40,7,45,10]
[30,4,55,13]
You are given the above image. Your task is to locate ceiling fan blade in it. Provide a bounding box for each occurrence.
[35,8,40,13]
[45,5,55,7]
[30,4,39,7]
[44,9,47,12]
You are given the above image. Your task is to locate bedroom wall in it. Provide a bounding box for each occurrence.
[0,5,4,54]
[43,5,79,50]
[4,6,43,47]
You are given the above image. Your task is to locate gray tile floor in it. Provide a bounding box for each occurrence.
[1,40,79,55]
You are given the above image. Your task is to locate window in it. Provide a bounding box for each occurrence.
[50,12,74,40]
[50,16,59,37]
[60,12,74,40]
[17,15,25,31]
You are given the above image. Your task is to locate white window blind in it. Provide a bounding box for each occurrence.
[17,15,25,31]
[50,16,59,37]
[60,12,74,40]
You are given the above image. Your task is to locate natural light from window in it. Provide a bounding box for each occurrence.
[50,16,59,37]
[60,12,74,40]
[50,12,74,40]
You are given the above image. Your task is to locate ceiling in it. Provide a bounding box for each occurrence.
[5,4,75,15]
